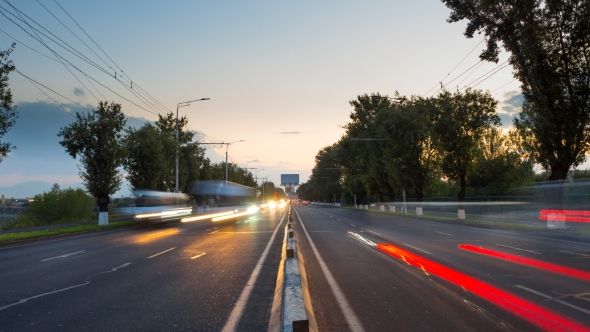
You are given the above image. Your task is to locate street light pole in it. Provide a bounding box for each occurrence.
[176,98,209,193]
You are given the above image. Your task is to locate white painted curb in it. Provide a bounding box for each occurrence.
[269,206,317,332]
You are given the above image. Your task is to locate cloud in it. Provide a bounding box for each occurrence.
[73,87,85,97]
[497,90,524,129]
[279,131,300,134]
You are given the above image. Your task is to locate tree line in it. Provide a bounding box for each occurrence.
[298,0,590,216]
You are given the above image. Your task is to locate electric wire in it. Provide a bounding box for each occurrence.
[22,72,77,118]
[0,2,169,116]
[53,0,173,114]
[4,0,101,102]
[492,79,518,93]
[15,69,92,112]
[423,37,486,96]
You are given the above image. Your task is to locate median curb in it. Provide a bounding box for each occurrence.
[269,206,317,332]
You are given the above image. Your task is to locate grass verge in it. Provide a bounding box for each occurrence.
[0,220,136,244]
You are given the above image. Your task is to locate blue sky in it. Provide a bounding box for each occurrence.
[0,0,525,194]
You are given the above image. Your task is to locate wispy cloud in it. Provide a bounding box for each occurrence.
[279,131,300,134]
[73,87,85,97]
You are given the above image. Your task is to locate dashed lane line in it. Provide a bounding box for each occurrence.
[495,244,540,255]
[515,285,590,315]
[434,231,453,236]
[148,247,176,259]
[41,250,85,262]
[403,244,431,255]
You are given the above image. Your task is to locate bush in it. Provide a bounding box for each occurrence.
[15,188,96,227]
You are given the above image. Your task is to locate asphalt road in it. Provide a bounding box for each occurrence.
[0,207,286,331]
[293,204,590,332]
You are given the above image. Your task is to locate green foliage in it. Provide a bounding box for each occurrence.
[0,43,17,162]
[377,94,438,202]
[14,188,95,228]
[124,123,168,191]
[58,101,127,212]
[442,0,590,184]
[432,89,500,202]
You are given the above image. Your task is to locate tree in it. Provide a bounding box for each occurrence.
[467,128,533,195]
[153,112,207,193]
[124,123,168,191]
[58,101,126,225]
[343,94,396,202]
[377,95,438,213]
[442,0,590,206]
[0,43,17,162]
[432,89,500,218]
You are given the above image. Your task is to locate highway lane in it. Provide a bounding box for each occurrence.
[0,207,286,331]
[293,204,590,331]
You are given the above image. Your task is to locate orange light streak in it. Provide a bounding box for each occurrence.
[377,244,588,332]
[181,211,235,222]
[458,244,590,282]
[211,211,252,222]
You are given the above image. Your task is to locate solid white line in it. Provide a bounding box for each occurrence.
[403,243,431,255]
[191,253,206,259]
[294,208,366,332]
[148,247,176,258]
[209,230,220,234]
[434,231,453,236]
[495,244,540,254]
[515,285,590,315]
[220,212,286,332]
[41,250,85,262]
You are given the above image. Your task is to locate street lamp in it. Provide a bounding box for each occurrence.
[223,140,245,183]
[176,98,209,193]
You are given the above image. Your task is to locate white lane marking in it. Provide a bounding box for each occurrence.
[146,231,164,237]
[41,250,86,262]
[515,285,590,315]
[434,231,453,236]
[337,219,341,221]
[209,230,220,234]
[294,208,366,332]
[403,244,431,255]
[221,212,286,332]
[560,250,590,257]
[0,263,132,312]
[368,231,381,236]
[495,244,540,254]
[349,223,356,228]
[191,253,206,259]
[148,247,176,258]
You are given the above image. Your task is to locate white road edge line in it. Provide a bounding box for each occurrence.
[495,244,540,254]
[403,244,431,255]
[294,207,366,332]
[220,212,286,332]
[148,247,176,259]
[209,230,220,234]
[515,285,590,315]
[434,231,453,236]
[41,250,86,262]
[191,253,206,259]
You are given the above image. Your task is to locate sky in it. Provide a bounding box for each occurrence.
[0,0,526,196]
